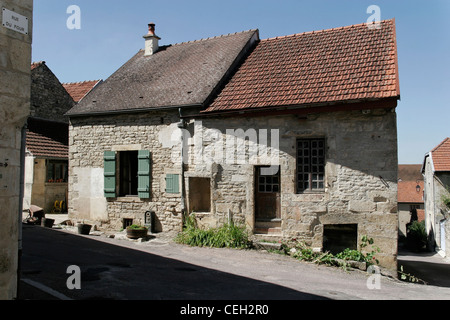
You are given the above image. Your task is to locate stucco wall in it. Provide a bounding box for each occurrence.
[0,0,33,300]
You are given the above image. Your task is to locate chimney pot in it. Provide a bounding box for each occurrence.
[143,22,160,56]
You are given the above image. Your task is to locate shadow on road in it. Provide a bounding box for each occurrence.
[398,248,450,288]
[20,225,328,300]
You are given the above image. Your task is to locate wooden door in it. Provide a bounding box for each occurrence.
[255,166,281,220]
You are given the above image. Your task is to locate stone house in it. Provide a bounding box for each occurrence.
[24,62,100,213]
[397,164,424,239]
[0,0,33,299]
[67,20,400,271]
[422,138,450,257]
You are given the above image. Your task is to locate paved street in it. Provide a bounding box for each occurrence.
[19,222,450,302]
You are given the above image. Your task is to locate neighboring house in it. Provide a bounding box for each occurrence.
[24,61,100,213]
[397,165,424,239]
[67,20,400,272]
[63,80,102,103]
[422,138,450,257]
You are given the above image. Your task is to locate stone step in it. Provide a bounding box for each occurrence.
[254,227,282,235]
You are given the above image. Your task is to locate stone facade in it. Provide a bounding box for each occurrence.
[185,108,398,270]
[69,110,184,231]
[31,61,74,123]
[423,157,450,256]
[69,106,399,271]
[0,0,33,300]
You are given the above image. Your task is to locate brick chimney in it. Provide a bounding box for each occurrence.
[143,23,161,56]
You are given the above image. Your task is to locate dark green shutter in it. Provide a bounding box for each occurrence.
[138,150,151,199]
[166,174,180,194]
[104,151,116,198]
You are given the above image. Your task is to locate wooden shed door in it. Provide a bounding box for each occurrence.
[255,166,281,220]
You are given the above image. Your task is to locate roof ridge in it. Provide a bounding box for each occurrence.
[62,80,102,85]
[171,29,258,46]
[261,19,394,42]
[432,137,450,153]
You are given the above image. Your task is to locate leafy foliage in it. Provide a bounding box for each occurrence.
[407,220,427,251]
[175,214,252,249]
[279,235,380,270]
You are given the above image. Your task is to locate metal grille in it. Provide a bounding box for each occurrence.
[297,139,325,192]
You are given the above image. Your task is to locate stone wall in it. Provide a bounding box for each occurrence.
[69,106,399,271]
[0,0,33,300]
[69,110,184,232]
[31,62,74,123]
[424,162,450,256]
[184,108,399,271]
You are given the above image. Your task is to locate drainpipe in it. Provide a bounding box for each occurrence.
[17,122,27,299]
[178,108,187,225]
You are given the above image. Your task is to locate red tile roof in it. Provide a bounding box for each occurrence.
[398,181,424,204]
[431,138,450,172]
[398,164,423,181]
[26,131,68,159]
[205,19,399,113]
[31,61,45,70]
[63,80,102,102]
[26,118,68,159]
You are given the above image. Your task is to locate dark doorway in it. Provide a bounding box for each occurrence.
[323,224,358,255]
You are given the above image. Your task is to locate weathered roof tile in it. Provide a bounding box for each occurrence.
[205,19,400,113]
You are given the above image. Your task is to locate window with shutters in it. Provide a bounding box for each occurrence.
[119,151,138,196]
[104,150,151,199]
[296,138,325,193]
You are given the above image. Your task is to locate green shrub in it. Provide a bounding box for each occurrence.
[175,214,252,249]
[280,235,380,269]
[407,220,427,251]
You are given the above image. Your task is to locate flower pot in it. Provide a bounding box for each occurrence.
[126,227,148,239]
[77,224,92,235]
[41,218,55,228]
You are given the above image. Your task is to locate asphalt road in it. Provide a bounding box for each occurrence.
[18,224,450,303]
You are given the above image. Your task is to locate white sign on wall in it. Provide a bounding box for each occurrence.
[2,8,28,35]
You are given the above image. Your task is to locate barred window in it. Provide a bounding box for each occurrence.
[296,139,325,192]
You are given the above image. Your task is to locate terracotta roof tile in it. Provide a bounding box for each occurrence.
[398,181,424,204]
[63,80,102,102]
[26,118,68,159]
[431,137,450,172]
[205,19,399,113]
[31,61,45,71]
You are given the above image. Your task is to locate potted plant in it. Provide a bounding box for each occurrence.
[126,224,148,239]
[77,223,92,235]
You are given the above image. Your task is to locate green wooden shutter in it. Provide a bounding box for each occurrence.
[166,174,180,194]
[138,150,151,199]
[104,151,116,198]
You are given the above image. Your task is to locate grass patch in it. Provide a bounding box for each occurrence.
[175,214,252,249]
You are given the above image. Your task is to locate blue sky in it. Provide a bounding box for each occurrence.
[32,0,450,165]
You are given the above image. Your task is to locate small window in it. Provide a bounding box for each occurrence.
[47,160,68,183]
[296,139,325,193]
[119,151,138,196]
[123,218,133,229]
